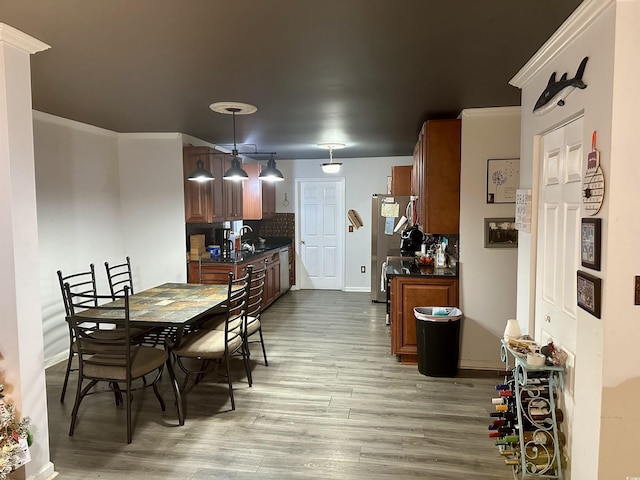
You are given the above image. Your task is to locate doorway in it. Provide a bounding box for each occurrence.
[534,116,583,350]
[295,178,345,290]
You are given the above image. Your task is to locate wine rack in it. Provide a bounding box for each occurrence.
[490,341,565,479]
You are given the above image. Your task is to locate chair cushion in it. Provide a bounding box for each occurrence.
[83,346,168,380]
[172,329,243,360]
[246,316,261,336]
[212,314,243,333]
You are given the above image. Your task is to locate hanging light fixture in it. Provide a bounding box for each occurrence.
[187,155,214,182]
[259,153,284,182]
[209,102,257,181]
[319,143,345,173]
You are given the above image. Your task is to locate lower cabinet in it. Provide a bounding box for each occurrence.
[389,276,459,364]
[187,250,282,309]
[263,251,280,307]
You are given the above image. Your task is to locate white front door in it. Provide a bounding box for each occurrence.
[534,116,583,352]
[297,179,345,290]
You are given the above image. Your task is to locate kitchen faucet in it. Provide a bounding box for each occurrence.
[236,225,254,253]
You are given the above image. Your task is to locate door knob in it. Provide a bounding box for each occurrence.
[301,240,305,245]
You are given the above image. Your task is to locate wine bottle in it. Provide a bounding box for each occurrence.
[490,411,517,419]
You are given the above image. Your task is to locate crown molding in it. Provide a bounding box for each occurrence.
[0,23,50,54]
[33,110,118,138]
[510,0,614,88]
[461,106,521,118]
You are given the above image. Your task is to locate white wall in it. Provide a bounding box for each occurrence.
[509,0,640,477]
[118,133,187,289]
[459,107,521,369]
[34,112,125,366]
[275,156,412,291]
[35,115,188,368]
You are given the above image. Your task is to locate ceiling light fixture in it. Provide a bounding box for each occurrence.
[319,143,345,173]
[188,154,214,182]
[210,102,257,182]
[259,153,284,182]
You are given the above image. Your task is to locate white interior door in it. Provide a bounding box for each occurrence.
[534,116,583,351]
[297,179,345,290]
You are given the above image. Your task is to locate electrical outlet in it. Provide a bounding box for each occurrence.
[360,266,366,273]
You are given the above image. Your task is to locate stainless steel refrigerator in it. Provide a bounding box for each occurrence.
[370,194,412,302]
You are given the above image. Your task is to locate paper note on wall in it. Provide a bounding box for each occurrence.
[384,216,395,235]
[381,203,400,217]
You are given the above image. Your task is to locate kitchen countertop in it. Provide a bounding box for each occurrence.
[192,239,291,265]
[385,258,458,278]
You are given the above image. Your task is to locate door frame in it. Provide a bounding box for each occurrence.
[294,177,346,290]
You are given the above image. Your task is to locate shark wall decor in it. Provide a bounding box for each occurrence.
[533,56,589,116]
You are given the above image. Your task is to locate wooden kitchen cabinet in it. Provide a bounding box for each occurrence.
[390,165,412,195]
[411,119,461,233]
[242,164,276,220]
[223,155,244,220]
[183,146,214,223]
[263,251,280,308]
[183,146,243,223]
[188,249,282,309]
[389,276,459,364]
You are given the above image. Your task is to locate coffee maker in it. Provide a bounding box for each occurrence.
[400,225,425,255]
[215,228,233,258]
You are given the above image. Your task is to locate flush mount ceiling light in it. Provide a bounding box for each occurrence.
[210,102,257,181]
[259,153,284,182]
[188,154,214,182]
[318,143,345,173]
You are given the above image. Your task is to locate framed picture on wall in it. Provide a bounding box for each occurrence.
[577,270,602,318]
[487,158,520,203]
[580,218,601,271]
[484,217,518,248]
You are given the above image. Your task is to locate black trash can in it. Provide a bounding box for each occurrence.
[414,307,463,377]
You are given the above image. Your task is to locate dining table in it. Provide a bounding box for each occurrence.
[74,282,234,426]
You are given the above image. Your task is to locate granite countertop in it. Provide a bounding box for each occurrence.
[193,238,292,265]
[385,258,458,278]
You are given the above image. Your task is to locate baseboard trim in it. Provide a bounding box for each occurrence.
[343,287,370,293]
[27,461,57,480]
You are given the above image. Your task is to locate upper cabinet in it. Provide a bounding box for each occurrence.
[183,146,243,223]
[391,165,412,195]
[411,119,461,234]
[242,164,276,220]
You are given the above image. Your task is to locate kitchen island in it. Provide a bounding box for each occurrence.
[188,240,292,309]
[386,257,459,364]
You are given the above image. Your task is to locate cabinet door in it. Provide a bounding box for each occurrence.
[221,155,244,221]
[390,277,458,363]
[262,180,276,218]
[391,165,412,196]
[242,163,275,220]
[422,119,461,233]
[210,154,226,222]
[183,147,213,223]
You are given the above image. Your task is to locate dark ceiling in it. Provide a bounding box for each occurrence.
[1,0,582,160]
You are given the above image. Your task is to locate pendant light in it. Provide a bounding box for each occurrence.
[209,102,257,181]
[319,143,345,173]
[187,155,214,182]
[259,153,284,182]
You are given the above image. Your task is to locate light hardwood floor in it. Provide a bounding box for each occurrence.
[45,290,512,479]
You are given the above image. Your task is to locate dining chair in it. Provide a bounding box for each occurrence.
[170,272,249,415]
[211,261,267,387]
[104,256,134,299]
[57,265,98,402]
[243,259,269,369]
[63,284,179,444]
